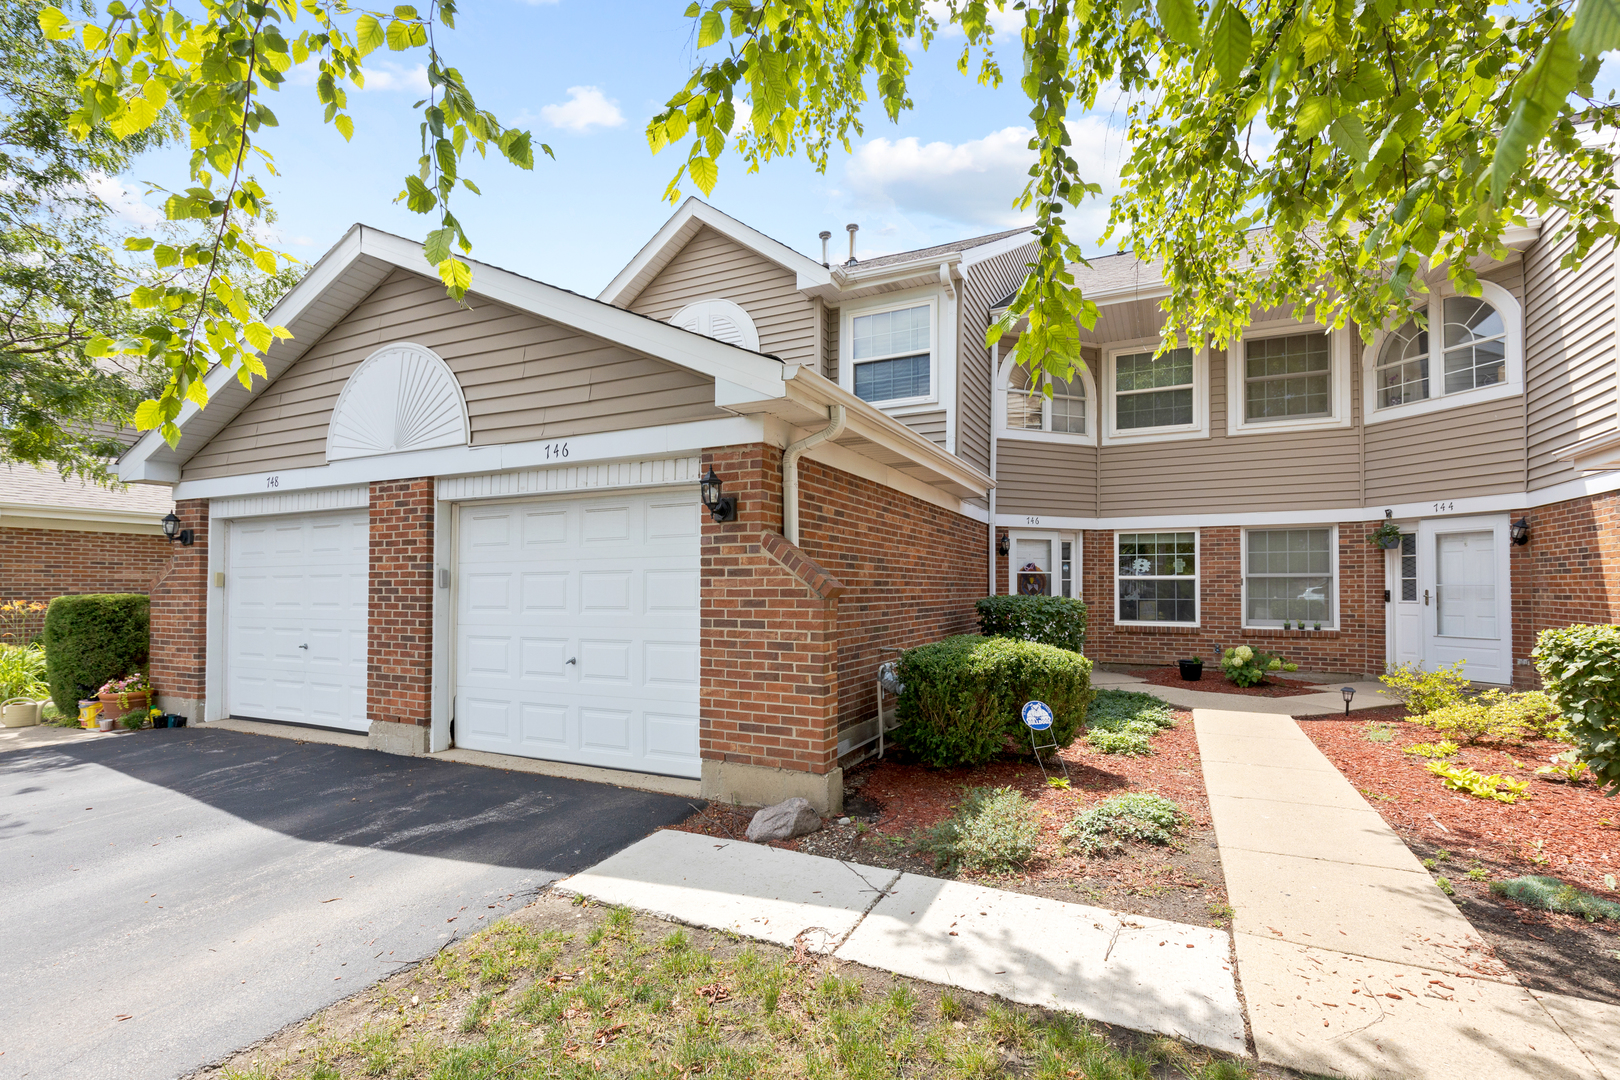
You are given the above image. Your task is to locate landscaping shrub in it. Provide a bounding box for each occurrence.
[1425,761,1529,803]
[1533,623,1620,794]
[42,594,150,716]
[1379,660,1470,714]
[893,635,1093,768]
[975,594,1087,653]
[1218,645,1296,687]
[1084,690,1177,756]
[1490,876,1620,921]
[1061,793,1186,856]
[0,644,49,700]
[1417,688,1563,746]
[1403,741,1460,759]
[912,786,1042,873]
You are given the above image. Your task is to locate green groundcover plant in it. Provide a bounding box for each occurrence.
[1083,690,1177,756]
[893,635,1093,768]
[42,593,148,716]
[1061,793,1187,857]
[1533,624,1620,794]
[912,786,1043,874]
[1490,876,1620,921]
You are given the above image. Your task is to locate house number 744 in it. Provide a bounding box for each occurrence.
[1432,501,1454,513]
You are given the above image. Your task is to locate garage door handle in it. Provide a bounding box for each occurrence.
[298,643,309,650]
[566,657,577,665]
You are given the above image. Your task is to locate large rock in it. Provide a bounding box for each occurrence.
[746,797,822,842]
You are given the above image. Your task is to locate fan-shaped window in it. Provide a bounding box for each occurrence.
[326,342,468,461]
[1369,281,1521,417]
[1441,296,1507,393]
[1008,366,1087,434]
[669,298,760,352]
[1376,320,1429,409]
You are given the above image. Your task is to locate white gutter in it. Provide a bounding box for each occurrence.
[782,404,847,546]
[988,341,998,595]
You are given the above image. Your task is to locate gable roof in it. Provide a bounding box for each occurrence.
[117,225,800,485]
[852,227,1032,270]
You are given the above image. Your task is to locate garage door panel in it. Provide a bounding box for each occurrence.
[454,491,700,778]
[464,635,513,676]
[226,511,369,731]
[462,697,511,739]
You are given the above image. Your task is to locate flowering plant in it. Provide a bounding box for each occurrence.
[99,673,151,711]
[1220,646,1298,688]
[0,599,49,645]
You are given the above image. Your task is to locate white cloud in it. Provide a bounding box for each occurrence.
[538,86,625,133]
[287,60,430,94]
[923,0,1025,37]
[80,172,164,228]
[845,117,1129,247]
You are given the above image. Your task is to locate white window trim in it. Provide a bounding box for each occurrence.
[994,353,1098,446]
[838,293,941,410]
[1240,525,1341,630]
[1101,338,1210,445]
[1113,529,1201,627]
[1227,321,1354,436]
[1006,529,1082,597]
[1362,278,1524,425]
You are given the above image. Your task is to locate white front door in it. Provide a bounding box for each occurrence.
[452,490,702,778]
[1387,516,1512,685]
[226,511,370,730]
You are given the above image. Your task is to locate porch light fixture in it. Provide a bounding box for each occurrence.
[161,511,194,547]
[699,467,737,523]
[1510,517,1531,546]
[1341,686,1355,716]
[997,534,1010,557]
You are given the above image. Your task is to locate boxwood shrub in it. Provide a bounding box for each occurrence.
[892,634,1093,767]
[42,594,150,716]
[975,594,1087,653]
[1532,623,1620,794]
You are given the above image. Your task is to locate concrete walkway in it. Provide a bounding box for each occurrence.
[561,829,1247,1054]
[1196,707,1620,1079]
[1093,668,1401,716]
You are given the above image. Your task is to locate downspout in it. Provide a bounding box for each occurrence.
[988,340,999,596]
[784,404,847,546]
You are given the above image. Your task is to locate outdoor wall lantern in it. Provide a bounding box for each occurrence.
[996,534,1010,557]
[699,468,737,523]
[1510,517,1531,546]
[1340,686,1355,716]
[161,511,195,547]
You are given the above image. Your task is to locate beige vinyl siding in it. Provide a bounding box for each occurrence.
[824,306,839,382]
[958,242,1038,475]
[1523,213,1616,489]
[1478,259,1525,302]
[900,410,948,446]
[183,270,723,481]
[995,439,1097,516]
[1364,398,1526,503]
[627,225,817,365]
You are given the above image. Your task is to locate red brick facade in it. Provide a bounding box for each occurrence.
[367,479,436,729]
[1512,490,1620,684]
[148,500,209,710]
[0,525,172,639]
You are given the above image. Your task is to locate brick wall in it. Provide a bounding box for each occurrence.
[367,479,435,729]
[1513,490,1620,684]
[148,500,209,707]
[0,526,172,639]
[797,458,986,737]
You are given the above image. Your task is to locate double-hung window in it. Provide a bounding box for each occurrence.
[851,304,932,404]
[1007,368,1086,435]
[1116,532,1197,624]
[1113,348,1195,431]
[1245,333,1331,421]
[1244,528,1334,627]
[1369,283,1521,420]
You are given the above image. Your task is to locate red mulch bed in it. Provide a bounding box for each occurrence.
[1136,665,1320,697]
[1298,714,1620,891]
[671,708,1232,926]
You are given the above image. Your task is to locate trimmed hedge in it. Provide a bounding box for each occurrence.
[1532,623,1620,794]
[892,634,1094,767]
[43,594,150,716]
[976,594,1087,653]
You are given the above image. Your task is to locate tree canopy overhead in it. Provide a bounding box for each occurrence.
[33,0,1620,439]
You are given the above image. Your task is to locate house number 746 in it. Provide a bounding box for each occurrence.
[1025,516,1041,525]
[544,442,570,460]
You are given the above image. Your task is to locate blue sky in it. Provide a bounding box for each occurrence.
[109,1,1127,295]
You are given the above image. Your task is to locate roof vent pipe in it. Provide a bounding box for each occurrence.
[819,230,832,268]
[783,403,847,547]
[845,223,859,266]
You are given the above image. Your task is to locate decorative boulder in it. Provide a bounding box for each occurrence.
[746,797,822,842]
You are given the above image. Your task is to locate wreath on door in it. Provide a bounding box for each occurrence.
[1017,561,1049,595]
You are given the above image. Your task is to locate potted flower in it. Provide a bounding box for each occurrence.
[1177,657,1204,681]
[98,673,151,716]
[1369,521,1404,549]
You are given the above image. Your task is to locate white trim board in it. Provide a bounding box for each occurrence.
[211,486,370,520]
[437,456,702,503]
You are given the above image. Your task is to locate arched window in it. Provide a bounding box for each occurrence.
[1367,281,1522,419]
[1441,296,1507,393]
[1375,319,1429,409]
[669,298,760,352]
[1007,366,1087,435]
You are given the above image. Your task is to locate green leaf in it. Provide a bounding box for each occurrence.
[437,256,472,298]
[1329,114,1370,162]
[1296,95,1333,140]
[424,226,454,265]
[386,18,411,51]
[1156,0,1199,48]
[688,154,719,194]
[1211,4,1252,85]
[1573,0,1620,56]
[36,6,68,38]
[252,248,277,273]
[243,322,272,352]
[698,8,724,47]
[355,14,385,55]
[133,399,162,431]
[1492,29,1579,204]
[123,237,155,251]
[403,174,437,212]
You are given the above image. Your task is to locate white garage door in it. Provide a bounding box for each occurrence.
[226,511,369,731]
[453,491,701,777]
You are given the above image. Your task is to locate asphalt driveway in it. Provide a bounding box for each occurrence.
[0,727,698,1080]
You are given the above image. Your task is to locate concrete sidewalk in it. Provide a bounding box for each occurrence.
[560,829,1247,1054]
[1093,668,1401,716]
[1196,707,1620,1079]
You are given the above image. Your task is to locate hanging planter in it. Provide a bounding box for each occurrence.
[1369,521,1404,549]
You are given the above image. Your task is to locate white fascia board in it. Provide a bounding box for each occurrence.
[357,230,788,400]
[598,198,832,306]
[171,415,768,502]
[1555,427,1620,471]
[779,364,992,498]
[117,225,370,483]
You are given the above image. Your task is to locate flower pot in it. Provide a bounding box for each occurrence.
[98,691,150,715]
[1376,536,1402,549]
[1177,659,1204,681]
[97,717,116,732]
